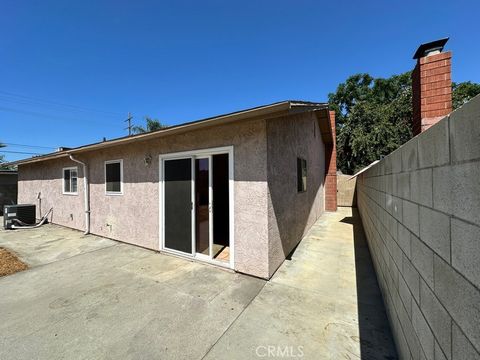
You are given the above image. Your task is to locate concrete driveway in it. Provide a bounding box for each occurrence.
[0,209,396,359]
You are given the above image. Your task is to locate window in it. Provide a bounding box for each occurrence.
[105,159,123,194]
[297,158,307,192]
[63,167,78,194]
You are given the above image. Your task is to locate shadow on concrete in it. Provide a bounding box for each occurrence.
[285,242,300,261]
[340,209,398,360]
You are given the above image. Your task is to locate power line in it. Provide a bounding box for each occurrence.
[0,150,44,155]
[2,143,56,150]
[0,95,119,119]
[0,90,123,117]
[0,95,122,120]
[0,105,118,126]
[0,91,141,137]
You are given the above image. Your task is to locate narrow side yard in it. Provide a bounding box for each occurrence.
[203,207,397,359]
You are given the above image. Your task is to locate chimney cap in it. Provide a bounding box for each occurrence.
[413,37,449,59]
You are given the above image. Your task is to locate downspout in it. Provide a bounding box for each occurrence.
[69,154,90,235]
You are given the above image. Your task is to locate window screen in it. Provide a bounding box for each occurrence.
[297,158,307,192]
[63,168,78,194]
[105,161,122,193]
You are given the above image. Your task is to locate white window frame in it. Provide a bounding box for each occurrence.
[62,167,78,195]
[105,159,124,195]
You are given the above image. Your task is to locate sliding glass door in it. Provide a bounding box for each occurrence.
[164,158,193,254]
[161,148,232,267]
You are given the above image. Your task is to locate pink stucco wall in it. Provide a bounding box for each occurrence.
[18,118,270,278]
[266,112,326,276]
[18,159,86,229]
[18,112,326,279]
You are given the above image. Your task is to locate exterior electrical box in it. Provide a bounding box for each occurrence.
[3,204,36,230]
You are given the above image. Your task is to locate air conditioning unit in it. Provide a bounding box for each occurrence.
[3,204,36,230]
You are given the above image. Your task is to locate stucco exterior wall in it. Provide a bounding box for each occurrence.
[18,160,86,228]
[266,112,325,276]
[18,118,270,278]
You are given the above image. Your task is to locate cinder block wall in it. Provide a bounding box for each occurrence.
[337,174,356,207]
[357,95,480,360]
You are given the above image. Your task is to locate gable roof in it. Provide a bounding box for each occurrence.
[9,100,330,166]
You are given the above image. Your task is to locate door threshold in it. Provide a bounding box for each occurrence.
[194,254,231,269]
[160,248,232,270]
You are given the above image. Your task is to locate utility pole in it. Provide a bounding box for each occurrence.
[124,112,133,136]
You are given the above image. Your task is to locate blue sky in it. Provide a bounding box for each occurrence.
[1,0,479,162]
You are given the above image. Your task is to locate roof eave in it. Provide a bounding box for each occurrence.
[314,108,334,145]
[10,100,328,167]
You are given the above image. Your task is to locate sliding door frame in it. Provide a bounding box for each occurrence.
[159,146,234,269]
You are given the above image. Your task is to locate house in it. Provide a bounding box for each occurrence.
[0,170,18,215]
[11,101,337,279]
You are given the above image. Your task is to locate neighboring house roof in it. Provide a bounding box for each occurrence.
[9,100,331,166]
[0,170,18,175]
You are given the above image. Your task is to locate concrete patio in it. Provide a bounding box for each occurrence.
[0,208,396,359]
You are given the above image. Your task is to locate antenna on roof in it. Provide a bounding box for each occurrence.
[124,112,133,136]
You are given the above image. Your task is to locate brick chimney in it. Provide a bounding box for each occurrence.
[412,38,452,135]
[324,110,337,212]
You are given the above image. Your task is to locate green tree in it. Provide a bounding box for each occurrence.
[452,81,480,109]
[0,143,5,163]
[329,72,412,175]
[330,73,480,174]
[0,158,13,170]
[0,143,10,170]
[132,117,168,134]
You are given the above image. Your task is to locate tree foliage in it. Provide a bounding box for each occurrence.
[329,73,480,174]
[452,81,480,109]
[0,143,10,170]
[132,117,168,134]
[329,72,412,174]
[0,142,5,163]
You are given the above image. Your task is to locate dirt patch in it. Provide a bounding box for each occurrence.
[0,247,28,277]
